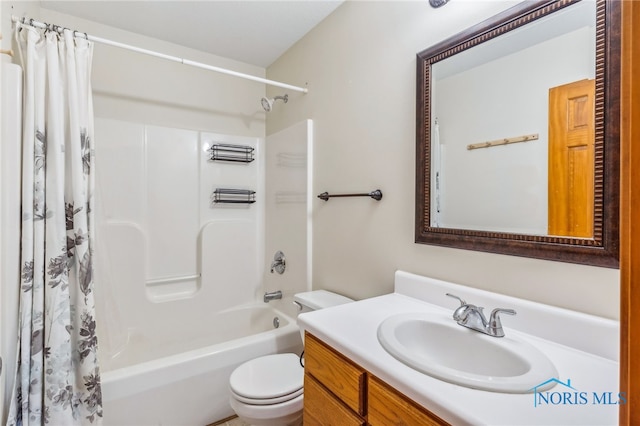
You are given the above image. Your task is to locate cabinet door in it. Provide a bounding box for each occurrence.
[368,375,449,426]
[303,374,365,426]
[305,332,366,415]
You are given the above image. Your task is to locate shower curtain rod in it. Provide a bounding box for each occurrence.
[11,15,309,94]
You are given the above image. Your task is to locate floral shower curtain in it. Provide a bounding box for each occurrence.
[8,25,102,425]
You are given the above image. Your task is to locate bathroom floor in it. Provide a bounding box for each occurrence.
[223,419,250,426]
[209,416,250,426]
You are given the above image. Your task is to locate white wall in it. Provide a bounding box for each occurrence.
[267,1,619,319]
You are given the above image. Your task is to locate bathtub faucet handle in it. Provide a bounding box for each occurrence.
[264,290,283,303]
[270,251,286,274]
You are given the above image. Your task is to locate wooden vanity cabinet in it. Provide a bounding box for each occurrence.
[303,333,366,425]
[304,374,366,426]
[303,332,449,426]
[368,375,448,426]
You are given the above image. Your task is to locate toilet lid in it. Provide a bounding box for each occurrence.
[230,353,303,401]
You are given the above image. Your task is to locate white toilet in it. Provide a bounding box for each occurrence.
[228,290,353,426]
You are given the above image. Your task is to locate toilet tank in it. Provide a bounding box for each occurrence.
[293,290,353,314]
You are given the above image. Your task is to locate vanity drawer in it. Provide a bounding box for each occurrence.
[304,332,366,415]
[303,373,366,426]
[368,375,449,426]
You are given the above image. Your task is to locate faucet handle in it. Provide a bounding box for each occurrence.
[445,293,466,306]
[446,294,478,323]
[488,308,516,337]
[270,251,286,274]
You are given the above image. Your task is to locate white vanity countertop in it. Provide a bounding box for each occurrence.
[298,271,620,426]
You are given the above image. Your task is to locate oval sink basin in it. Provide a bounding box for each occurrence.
[377,312,558,393]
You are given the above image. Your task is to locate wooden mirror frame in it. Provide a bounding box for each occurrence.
[415,0,620,268]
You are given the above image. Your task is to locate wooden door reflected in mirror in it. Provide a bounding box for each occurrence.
[548,78,595,238]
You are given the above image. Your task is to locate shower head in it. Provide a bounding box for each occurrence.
[261,94,288,112]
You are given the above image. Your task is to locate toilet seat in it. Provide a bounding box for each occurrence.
[229,353,303,406]
[231,386,303,405]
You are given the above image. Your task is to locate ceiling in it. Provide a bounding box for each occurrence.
[39,0,344,68]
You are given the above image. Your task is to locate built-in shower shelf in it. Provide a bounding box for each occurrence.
[212,188,256,204]
[209,143,255,163]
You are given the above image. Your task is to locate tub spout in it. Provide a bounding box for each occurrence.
[264,290,283,303]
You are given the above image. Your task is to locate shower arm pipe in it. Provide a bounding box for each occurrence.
[11,15,308,94]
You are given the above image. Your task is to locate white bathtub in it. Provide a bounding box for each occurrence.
[101,304,302,426]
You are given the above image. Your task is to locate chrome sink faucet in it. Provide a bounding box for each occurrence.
[446,293,516,338]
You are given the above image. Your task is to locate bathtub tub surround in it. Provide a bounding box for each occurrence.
[101,304,300,425]
[91,117,313,424]
[228,290,353,426]
[94,120,274,425]
[299,271,619,425]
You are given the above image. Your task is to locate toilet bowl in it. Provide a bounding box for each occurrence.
[229,354,304,426]
[228,290,353,426]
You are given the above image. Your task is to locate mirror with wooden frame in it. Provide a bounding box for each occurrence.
[415,0,619,268]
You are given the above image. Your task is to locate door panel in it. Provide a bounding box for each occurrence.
[548,79,595,237]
